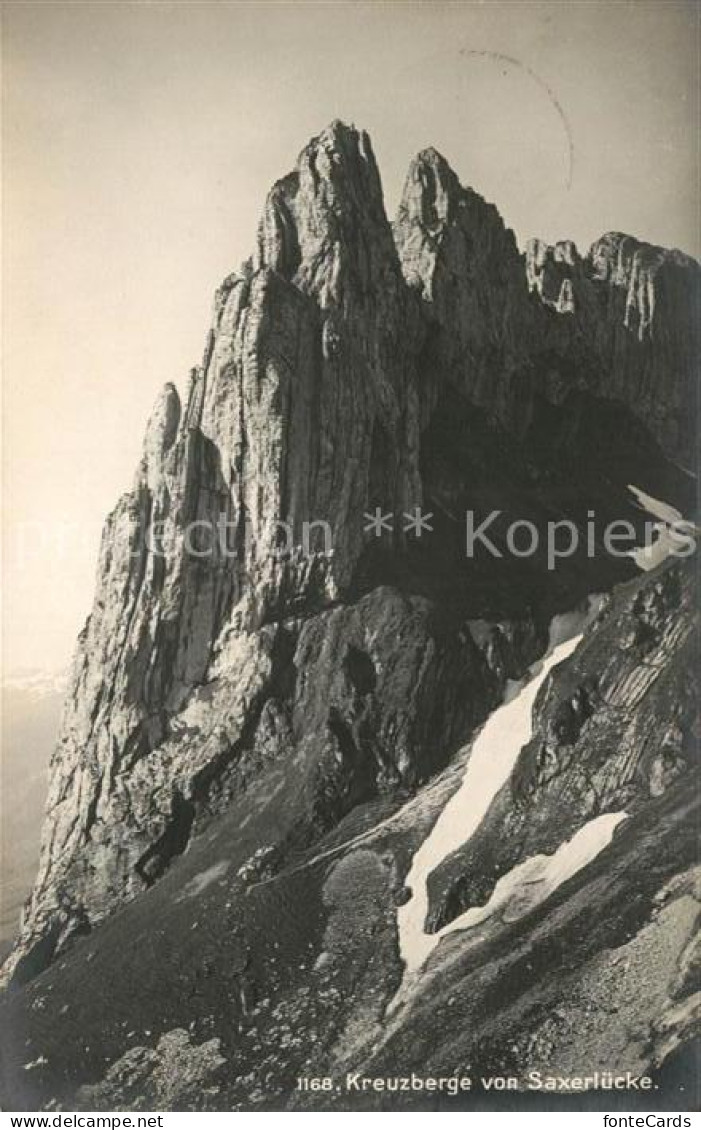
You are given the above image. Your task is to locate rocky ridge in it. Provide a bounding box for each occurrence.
[2,121,698,1015]
[0,560,697,1112]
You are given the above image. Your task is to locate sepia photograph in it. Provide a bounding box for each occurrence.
[1,0,699,1119]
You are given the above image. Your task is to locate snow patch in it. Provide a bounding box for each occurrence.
[435,810,627,939]
[628,486,682,527]
[627,485,684,571]
[395,598,603,981]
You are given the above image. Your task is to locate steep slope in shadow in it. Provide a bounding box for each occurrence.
[0,562,696,1112]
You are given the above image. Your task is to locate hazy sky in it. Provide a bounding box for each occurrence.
[2,0,699,673]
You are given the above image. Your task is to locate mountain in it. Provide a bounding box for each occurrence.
[0,122,698,1112]
[0,673,66,960]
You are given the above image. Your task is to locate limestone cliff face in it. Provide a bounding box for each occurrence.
[4,121,698,988]
[394,145,699,460]
[394,147,530,432]
[201,121,423,593]
[525,232,700,460]
[5,123,429,984]
[525,238,578,313]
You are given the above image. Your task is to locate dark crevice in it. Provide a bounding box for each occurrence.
[343,645,377,696]
[135,790,195,888]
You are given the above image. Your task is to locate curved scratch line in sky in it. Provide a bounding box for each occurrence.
[460,50,574,191]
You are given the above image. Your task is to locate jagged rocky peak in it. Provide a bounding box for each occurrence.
[192,118,422,599]
[521,225,699,461]
[394,143,530,432]
[3,121,698,1000]
[394,144,523,302]
[526,229,701,340]
[587,230,698,284]
[0,123,431,990]
[525,237,579,313]
[397,147,463,230]
[255,120,398,307]
[587,230,700,340]
[137,382,182,491]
